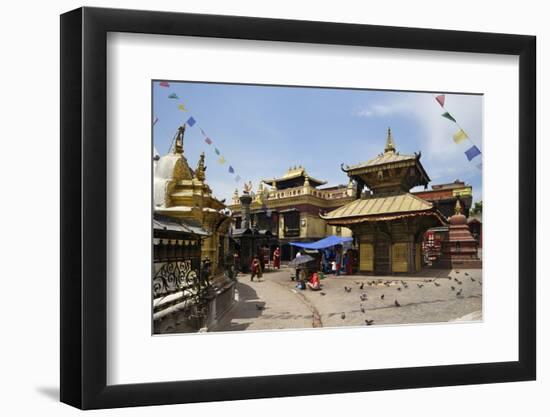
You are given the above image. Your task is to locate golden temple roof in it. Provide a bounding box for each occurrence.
[344,128,419,172]
[321,193,436,220]
[348,152,417,170]
[263,166,327,188]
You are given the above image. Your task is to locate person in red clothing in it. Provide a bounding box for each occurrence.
[307,272,321,291]
[250,255,263,282]
[345,249,354,275]
[272,246,281,269]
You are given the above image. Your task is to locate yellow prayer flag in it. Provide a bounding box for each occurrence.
[453,129,468,144]
[218,156,226,164]
[178,104,187,111]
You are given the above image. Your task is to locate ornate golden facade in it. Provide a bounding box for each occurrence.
[228,166,355,260]
[154,125,233,276]
[323,129,446,274]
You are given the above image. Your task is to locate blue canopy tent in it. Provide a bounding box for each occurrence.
[289,235,352,250]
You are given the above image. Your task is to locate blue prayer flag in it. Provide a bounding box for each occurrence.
[214,148,220,155]
[228,166,235,174]
[235,175,241,182]
[464,145,481,161]
[186,117,196,127]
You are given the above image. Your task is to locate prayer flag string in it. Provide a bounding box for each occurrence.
[433,94,482,169]
[156,81,245,183]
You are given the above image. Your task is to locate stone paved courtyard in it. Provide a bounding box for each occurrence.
[212,266,482,332]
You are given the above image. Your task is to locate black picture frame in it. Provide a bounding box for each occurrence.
[60,6,536,410]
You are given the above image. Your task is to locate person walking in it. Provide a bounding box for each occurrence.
[250,255,263,282]
[273,246,281,269]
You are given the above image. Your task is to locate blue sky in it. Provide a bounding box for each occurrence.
[153,81,483,203]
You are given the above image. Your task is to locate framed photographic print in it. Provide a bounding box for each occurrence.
[60,6,536,409]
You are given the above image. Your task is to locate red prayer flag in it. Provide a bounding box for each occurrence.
[205,138,212,145]
[435,95,445,107]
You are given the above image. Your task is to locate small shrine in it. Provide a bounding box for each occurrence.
[323,128,447,274]
[436,199,482,269]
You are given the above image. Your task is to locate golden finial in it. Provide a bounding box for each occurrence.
[195,151,206,181]
[384,127,396,153]
[174,125,185,154]
[454,198,463,215]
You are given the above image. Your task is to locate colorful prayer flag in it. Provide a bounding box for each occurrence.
[204,137,212,145]
[168,93,179,99]
[441,112,456,123]
[214,148,220,155]
[464,145,481,161]
[178,104,187,111]
[235,175,241,182]
[453,129,468,144]
[186,117,196,127]
[228,166,235,174]
[159,81,170,87]
[218,156,226,164]
[435,95,445,107]
[199,128,207,136]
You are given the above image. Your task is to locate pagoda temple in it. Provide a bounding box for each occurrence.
[228,166,355,262]
[436,199,482,268]
[322,128,447,274]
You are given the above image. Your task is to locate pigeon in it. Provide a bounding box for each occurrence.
[451,286,456,291]
[456,289,463,297]
[457,280,463,285]
[417,284,424,288]
[360,293,368,301]
[360,304,365,313]
[471,277,476,282]
[344,286,352,293]
[320,292,326,296]
[365,319,374,326]
[454,278,459,282]
[434,282,441,287]
[479,281,483,285]
[381,294,385,300]
[359,282,365,290]
[341,312,346,320]
[448,277,452,280]
[465,272,470,276]
[394,300,401,307]
[255,304,265,310]
[403,284,409,289]
[397,287,402,291]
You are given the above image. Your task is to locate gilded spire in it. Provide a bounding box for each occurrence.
[174,125,185,154]
[384,127,396,153]
[454,198,463,215]
[195,151,206,181]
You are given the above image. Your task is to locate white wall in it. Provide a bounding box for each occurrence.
[0,0,545,415]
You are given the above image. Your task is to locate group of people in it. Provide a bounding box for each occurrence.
[251,246,282,281]
[234,244,355,284]
[320,246,356,276]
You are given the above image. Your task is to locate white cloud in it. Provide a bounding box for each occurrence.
[356,102,409,118]
[355,92,483,199]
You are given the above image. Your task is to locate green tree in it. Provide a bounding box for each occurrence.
[470,200,483,215]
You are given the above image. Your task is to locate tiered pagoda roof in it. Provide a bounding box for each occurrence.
[262,166,327,189]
